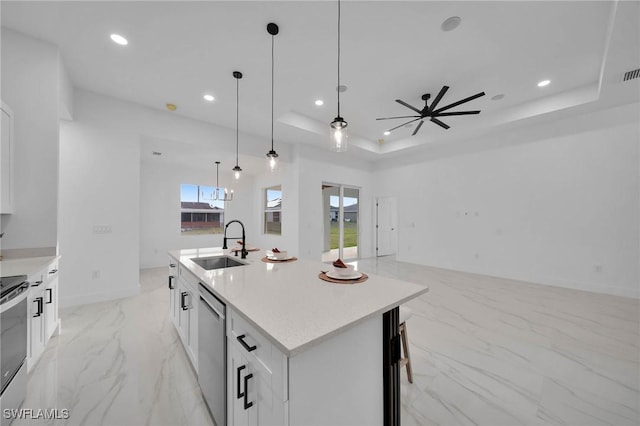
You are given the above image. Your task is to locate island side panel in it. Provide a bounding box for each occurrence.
[288,314,383,426]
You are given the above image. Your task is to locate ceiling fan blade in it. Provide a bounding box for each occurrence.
[395,99,422,114]
[427,86,449,113]
[430,117,450,129]
[412,120,424,136]
[388,118,421,132]
[432,92,485,114]
[434,110,481,117]
[375,115,421,121]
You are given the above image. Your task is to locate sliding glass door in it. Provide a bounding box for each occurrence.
[322,183,359,261]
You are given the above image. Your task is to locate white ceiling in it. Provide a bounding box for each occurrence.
[2,1,639,168]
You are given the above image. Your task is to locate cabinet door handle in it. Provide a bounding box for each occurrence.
[33,297,43,317]
[168,275,175,290]
[49,269,58,274]
[181,292,189,310]
[243,373,254,410]
[46,288,53,304]
[237,365,246,399]
[237,334,257,352]
[169,263,176,268]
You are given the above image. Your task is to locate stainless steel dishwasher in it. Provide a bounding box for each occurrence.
[198,283,226,426]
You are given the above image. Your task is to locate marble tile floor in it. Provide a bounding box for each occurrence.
[15,257,640,426]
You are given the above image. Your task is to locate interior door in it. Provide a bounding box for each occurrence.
[376,197,397,257]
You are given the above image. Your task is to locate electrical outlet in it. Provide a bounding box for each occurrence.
[93,225,112,234]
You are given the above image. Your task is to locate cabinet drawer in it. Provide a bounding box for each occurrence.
[229,309,287,401]
[178,263,200,290]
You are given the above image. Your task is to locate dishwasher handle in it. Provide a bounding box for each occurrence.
[200,296,223,319]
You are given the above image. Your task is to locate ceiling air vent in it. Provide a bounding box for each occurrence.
[623,68,640,82]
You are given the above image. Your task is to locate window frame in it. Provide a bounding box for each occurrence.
[263,185,282,235]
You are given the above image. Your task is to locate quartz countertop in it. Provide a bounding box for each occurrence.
[0,256,59,278]
[169,247,428,356]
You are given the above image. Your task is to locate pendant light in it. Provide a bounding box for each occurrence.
[213,161,233,201]
[329,0,348,152]
[232,71,243,180]
[266,22,279,172]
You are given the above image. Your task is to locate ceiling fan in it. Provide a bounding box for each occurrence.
[377,86,485,136]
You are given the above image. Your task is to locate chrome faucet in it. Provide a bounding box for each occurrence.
[222,220,248,259]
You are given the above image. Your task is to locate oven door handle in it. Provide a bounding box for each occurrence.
[0,283,30,314]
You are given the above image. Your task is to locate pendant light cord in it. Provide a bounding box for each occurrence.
[271,33,275,151]
[337,0,341,118]
[236,77,239,167]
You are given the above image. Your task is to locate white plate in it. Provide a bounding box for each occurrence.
[267,255,294,261]
[326,270,363,280]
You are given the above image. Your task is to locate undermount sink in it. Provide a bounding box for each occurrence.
[191,256,246,270]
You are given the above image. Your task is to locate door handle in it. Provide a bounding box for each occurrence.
[237,334,257,352]
[181,292,189,310]
[237,365,246,399]
[33,297,43,317]
[243,373,254,410]
[46,288,53,304]
[168,275,175,290]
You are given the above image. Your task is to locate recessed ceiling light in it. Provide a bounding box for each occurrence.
[203,94,215,102]
[491,94,505,101]
[110,34,128,46]
[537,79,551,87]
[441,16,462,32]
[383,131,391,136]
[315,99,324,106]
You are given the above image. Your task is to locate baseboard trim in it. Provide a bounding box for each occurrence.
[396,257,639,299]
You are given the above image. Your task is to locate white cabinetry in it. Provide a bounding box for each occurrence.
[227,309,287,426]
[1,101,14,214]
[43,262,59,340]
[176,264,199,371]
[27,259,61,372]
[227,307,383,426]
[27,270,45,372]
[168,257,179,328]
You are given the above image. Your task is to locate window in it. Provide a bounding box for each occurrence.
[180,184,225,235]
[264,185,282,235]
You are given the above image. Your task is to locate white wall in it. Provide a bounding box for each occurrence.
[59,121,141,307]
[374,103,640,298]
[248,162,301,259]
[0,29,60,253]
[140,160,254,268]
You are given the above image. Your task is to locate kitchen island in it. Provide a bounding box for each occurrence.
[169,247,428,426]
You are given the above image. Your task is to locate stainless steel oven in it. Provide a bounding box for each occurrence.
[0,275,29,425]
